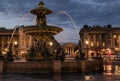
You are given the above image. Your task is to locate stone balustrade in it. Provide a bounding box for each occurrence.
[0,60,103,74]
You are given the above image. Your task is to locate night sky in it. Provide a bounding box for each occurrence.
[0,0,120,44]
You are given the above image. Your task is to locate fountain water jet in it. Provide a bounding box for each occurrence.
[6,13,35,61]
[55,11,79,36]
[55,11,83,52]
[7,26,18,50]
[16,13,32,25]
[7,13,33,50]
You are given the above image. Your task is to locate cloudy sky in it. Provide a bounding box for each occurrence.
[0,0,120,44]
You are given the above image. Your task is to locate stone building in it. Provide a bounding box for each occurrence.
[79,24,120,59]
[61,42,76,61]
[61,42,76,55]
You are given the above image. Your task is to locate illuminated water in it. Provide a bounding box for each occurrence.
[7,13,32,50]
[0,61,120,81]
[7,26,18,49]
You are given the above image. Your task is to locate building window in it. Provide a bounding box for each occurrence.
[97,41,99,47]
[114,35,116,38]
[114,34,119,47]
[102,42,105,47]
[90,42,94,47]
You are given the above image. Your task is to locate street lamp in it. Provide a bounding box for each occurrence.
[14,41,18,59]
[49,42,53,54]
[85,40,89,59]
[14,41,17,45]
[115,47,118,54]
[49,42,53,46]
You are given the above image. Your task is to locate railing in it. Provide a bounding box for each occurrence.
[6,61,53,73]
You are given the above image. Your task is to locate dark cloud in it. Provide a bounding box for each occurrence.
[93,0,120,3]
[0,0,120,43]
[0,0,120,28]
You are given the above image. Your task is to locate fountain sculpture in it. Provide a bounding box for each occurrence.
[22,1,63,61]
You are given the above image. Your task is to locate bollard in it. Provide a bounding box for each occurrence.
[0,60,4,73]
[80,60,87,73]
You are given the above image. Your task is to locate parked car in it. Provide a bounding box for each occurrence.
[115,54,120,61]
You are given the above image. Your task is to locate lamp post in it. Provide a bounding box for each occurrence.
[49,42,53,54]
[115,48,118,61]
[49,42,53,46]
[6,44,13,61]
[115,48,118,54]
[85,40,89,59]
[14,41,18,60]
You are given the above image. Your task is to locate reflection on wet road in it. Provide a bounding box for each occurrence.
[0,61,120,81]
[103,61,120,75]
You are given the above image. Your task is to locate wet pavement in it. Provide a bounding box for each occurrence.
[0,61,120,81]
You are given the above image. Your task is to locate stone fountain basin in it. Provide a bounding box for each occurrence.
[22,25,63,35]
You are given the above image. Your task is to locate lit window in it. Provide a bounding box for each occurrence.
[114,35,116,38]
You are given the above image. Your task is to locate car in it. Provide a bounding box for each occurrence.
[115,54,120,61]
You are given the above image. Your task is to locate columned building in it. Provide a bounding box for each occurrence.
[61,42,76,55]
[79,24,120,58]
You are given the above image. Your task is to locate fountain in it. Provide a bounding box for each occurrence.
[22,1,63,61]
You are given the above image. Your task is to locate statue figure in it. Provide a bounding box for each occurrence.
[55,48,65,61]
[31,1,52,26]
[6,45,14,61]
[36,14,47,25]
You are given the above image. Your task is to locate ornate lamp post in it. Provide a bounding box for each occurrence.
[85,40,89,59]
[49,42,53,46]
[14,41,18,60]
[6,44,13,61]
[49,42,53,55]
[115,48,118,54]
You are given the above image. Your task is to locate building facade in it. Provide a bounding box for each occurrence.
[61,42,76,55]
[79,24,120,59]
[0,27,19,56]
